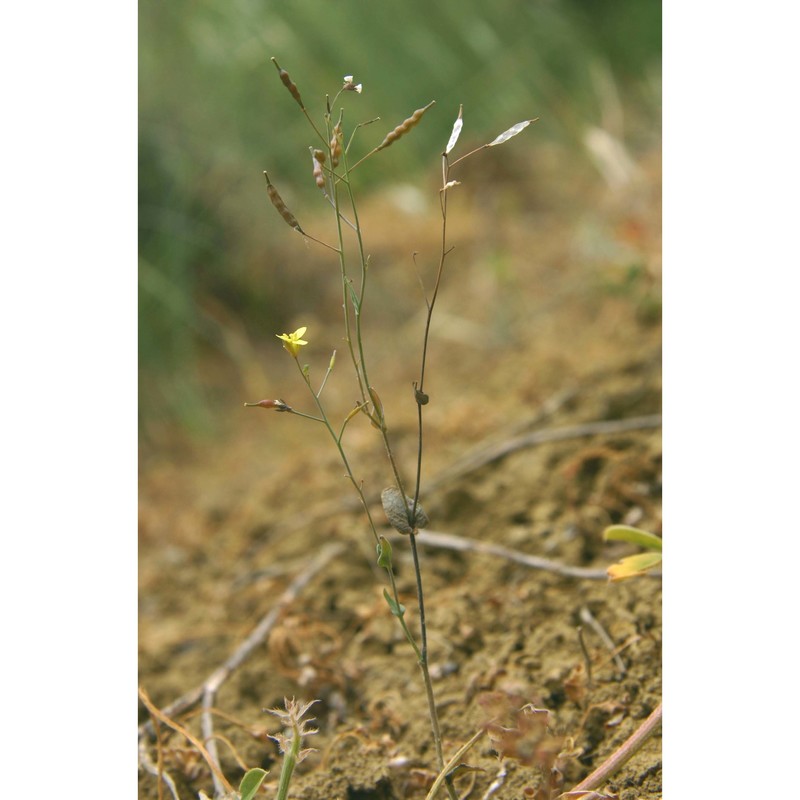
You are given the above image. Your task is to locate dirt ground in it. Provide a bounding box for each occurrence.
[139,144,662,799]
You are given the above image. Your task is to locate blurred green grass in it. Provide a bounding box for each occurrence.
[139,0,660,442]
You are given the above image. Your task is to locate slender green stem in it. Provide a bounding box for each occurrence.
[287,100,456,800]
[275,732,299,800]
[339,145,411,507]
[295,361,380,544]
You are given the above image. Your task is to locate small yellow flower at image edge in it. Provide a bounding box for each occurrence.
[276,326,309,358]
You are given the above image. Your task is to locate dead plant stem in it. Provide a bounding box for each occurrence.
[566,702,662,797]
[138,687,235,797]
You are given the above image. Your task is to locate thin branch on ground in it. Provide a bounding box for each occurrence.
[269,408,661,540]
[138,736,181,800]
[139,541,344,741]
[427,414,662,491]
[579,606,627,677]
[411,530,611,580]
[562,702,662,799]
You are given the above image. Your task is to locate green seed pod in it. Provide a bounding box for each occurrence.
[376,101,435,152]
[381,487,429,535]
[263,172,304,233]
[271,57,305,110]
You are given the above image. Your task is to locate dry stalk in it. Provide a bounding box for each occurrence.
[138,686,235,796]
[562,702,662,798]
[578,606,627,678]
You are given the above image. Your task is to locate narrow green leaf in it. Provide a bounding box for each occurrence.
[608,552,663,582]
[603,525,662,552]
[239,767,268,800]
[383,588,405,617]
[377,536,393,569]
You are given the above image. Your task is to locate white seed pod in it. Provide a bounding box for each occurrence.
[381,487,429,535]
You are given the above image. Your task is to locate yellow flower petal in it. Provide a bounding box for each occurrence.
[276,326,309,358]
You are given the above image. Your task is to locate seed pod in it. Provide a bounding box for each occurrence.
[311,148,326,191]
[368,386,384,429]
[271,57,305,109]
[329,123,342,168]
[376,101,436,152]
[381,487,429,535]
[263,172,304,233]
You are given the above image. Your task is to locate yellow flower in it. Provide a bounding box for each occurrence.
[276,326,308,358]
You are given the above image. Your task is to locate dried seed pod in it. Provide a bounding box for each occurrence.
[329,123,342,168]
[263,172,304,233]
[271,57,305,110]
[376,101,435,152]
[445,104,463,155]
[311,148,326,191]
[487,119,537,147]
[381,487,429,535]
[368,386,384,428]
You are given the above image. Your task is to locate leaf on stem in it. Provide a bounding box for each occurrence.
[607,552,663,582]
[377,535,393,569]
[603,525,662,552]
[239,768,268,800]
[383,588,406,617]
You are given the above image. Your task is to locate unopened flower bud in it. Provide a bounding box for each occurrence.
[243,398,292,412]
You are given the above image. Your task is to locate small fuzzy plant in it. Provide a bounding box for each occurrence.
[246,59,536,797]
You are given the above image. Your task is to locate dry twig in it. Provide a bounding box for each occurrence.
[428,414,662,491]
[579,606,627,677]
[562,702,662,799]
[413,530,610,580]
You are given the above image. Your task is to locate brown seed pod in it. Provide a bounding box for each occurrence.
[376,101,436,152]
[271,57,305,110]
[311,148,326,191]
[329,123,342,168]
[263,172,304,233]
[381,487,429,535]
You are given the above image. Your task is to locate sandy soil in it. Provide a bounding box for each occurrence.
[139,146,662,799]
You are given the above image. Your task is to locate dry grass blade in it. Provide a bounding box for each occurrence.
[138,686,235,796]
